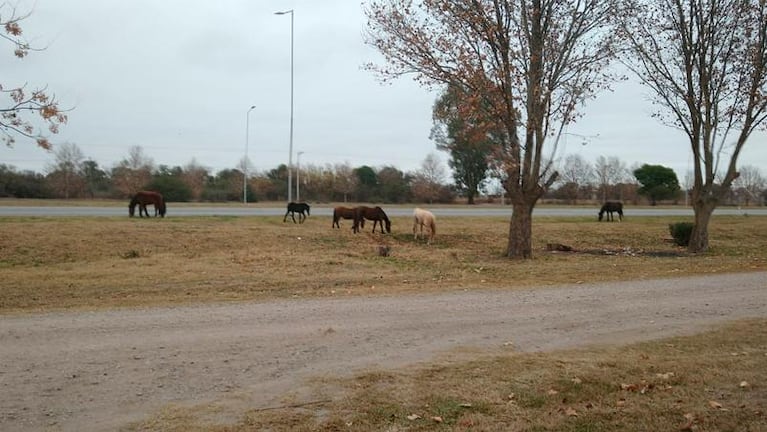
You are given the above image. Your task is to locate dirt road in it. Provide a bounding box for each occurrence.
[2,272,765,431]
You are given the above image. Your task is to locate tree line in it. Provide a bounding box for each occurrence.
[2,142,764,206]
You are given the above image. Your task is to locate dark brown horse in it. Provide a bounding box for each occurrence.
[283,202,310,224]
[354,206,391,234]
[598,201,623,222]
[129,191,166,218]
[332,206,364,229]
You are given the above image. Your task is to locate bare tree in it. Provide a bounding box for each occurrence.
[732,165,765,206]
[1,3,67,149]
[412,152,447,203]
[182,158,209,201]
[621,0,767,252]
[366,0,620,258]
[559,154,594,204]
[332,162,358,203]
[112,146,154,197]
[46,142,85,199]
[594,155,628,202]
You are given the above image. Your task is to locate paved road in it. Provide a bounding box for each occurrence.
[1,272,765,431]
[0,205,765,217]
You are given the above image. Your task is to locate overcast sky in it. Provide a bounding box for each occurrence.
[2,0,766,183]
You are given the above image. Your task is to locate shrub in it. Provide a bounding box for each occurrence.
[669,222,694,246]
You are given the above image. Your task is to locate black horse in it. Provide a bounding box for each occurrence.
[284,202,310,224]
[598,201,624,222]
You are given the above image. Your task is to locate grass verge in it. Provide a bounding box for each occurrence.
[128,319,767,431]
[0,215,765,313]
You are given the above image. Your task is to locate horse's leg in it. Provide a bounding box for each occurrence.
[413,218,418,240]
[283,210,291,223]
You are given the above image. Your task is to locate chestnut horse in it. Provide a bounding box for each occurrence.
[129,191,166,218]
[332,206,364,229]
[353,206,391,234]
[413,208,436,244]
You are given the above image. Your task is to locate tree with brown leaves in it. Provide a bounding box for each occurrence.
[1,3,67,150]
[365,0,621,258]
[621,0,767,253]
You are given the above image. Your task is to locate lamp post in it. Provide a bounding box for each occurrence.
[244,105,256,204]
[296,151,304,202]
[275,9,294,203]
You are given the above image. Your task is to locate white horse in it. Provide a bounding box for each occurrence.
[413,208,436,244]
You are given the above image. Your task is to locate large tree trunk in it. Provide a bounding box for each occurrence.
[506,201,534,259]
[688,201,716,253]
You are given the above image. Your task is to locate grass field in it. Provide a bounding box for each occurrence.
[1,213,765,312]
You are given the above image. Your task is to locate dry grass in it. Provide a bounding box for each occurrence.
[129,319,767,431]
[1,214,765,313]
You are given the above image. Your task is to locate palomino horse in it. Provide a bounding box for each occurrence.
[129,191,166,218]
[284,202,311,224]
[598,201,624,221]
[353,206,391,234]
[332,206,364,229]
[413,207,436,244]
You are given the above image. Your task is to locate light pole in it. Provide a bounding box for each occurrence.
[296,151,304,202]
[244,105,256,204]
[275,9,294,203]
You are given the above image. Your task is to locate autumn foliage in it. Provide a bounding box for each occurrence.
[1,4,67,149]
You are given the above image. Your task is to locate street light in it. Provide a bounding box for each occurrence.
[244,105,255,204]
[296,151,305,202]
[275,9,294,203]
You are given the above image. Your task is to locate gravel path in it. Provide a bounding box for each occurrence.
[1,272,765,431]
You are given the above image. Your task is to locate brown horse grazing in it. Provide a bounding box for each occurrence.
[332,206,364,229]
[353,206,391,234]
[129,191,166,218]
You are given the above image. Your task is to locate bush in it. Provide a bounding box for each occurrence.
[669,222,694,246]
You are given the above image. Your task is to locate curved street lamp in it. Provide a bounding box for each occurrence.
[244,105,255,204]
[275,9,294,202]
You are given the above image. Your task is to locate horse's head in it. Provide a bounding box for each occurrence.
[305,204,310,216]
[129,197,137,217]
[384,219,392,233]
[598,210,604,221]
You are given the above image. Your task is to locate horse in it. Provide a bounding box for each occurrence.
[353,206,391,234]
[413,208,436,244]
[129,191,166,218]
[598,201,624,222]
[284,202,310,224]
[332,206,364,229]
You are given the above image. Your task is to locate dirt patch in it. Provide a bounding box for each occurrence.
[1,272,765,431]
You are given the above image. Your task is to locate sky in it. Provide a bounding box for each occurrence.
[2,0,766,184]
